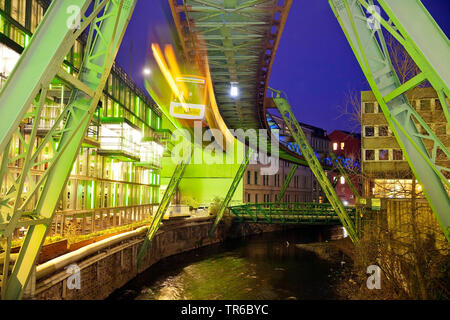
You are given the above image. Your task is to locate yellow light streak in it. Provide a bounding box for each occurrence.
[151,43,189,112]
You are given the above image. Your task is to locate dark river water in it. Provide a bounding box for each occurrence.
[109,226,347,300]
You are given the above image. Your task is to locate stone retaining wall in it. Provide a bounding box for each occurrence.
[31,218,297,300]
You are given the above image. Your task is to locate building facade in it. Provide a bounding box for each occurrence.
[361,87,450,198]
[0,0,165,237]
[243,118,330,204]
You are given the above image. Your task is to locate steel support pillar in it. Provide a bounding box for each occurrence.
[137,153,191,268]
[208,147,254,237]
[0,0,137,299]
[330,0,450,242]
[277,164,298,203]
[270,89,359,244]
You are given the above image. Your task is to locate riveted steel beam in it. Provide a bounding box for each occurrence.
[1,0,137,300]
[137,151,191,269]
[209,147,254,237]
[330,0,450,242]
[276,164,298,203]
[270,88,359,244]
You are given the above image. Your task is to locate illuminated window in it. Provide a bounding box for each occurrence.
[340,142,345,150]
[333,142,338,151]
[0,43,20,79]
[379,149,389,161]
[340,176,345,184]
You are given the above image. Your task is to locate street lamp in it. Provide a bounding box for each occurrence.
[143,67,151,76]
[230,82,239,98]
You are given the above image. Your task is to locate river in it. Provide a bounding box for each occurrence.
[109,226,348,300]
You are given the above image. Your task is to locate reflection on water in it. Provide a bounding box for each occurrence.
[109,226,345,300]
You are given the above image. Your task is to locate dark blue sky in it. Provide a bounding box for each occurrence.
[116,0,449,134]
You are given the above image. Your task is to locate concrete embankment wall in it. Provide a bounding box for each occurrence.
[30,217,299,300]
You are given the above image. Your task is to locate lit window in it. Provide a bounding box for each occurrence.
[379,149,389,161]
[0,43,21,78]
[333,142,338,151]
[340,142,345,150]
[340,176,345,184]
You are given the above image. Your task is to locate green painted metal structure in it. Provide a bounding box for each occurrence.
[209,147,254,237]
[330,0,450,242]
[0,0,137,299]
[0,0,448,300]
[270,89,359,245]
[137,151,191,268]
[230,202,356,225]
[277,164,298,203]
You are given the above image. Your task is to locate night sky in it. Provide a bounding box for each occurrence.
[116,0,450,134]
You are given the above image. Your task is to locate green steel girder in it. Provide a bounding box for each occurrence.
[329,0,450,242]
[137,152,191,269]
[255,204,272,223]
[208,147,254,237]
[169,0,293,130]
[0,0,103,152]
[0,0,137,300]
[276,164,298,203]
[229,202,356,225]
[270,89,359,244]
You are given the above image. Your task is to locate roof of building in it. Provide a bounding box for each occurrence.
[271,114,328,138]
[330,129,361,139]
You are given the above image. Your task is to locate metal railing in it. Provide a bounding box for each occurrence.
[229,202,356,225]
[49,204,154,237]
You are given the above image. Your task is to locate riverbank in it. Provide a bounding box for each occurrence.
[31,217,309,300]
[110,226,348,300]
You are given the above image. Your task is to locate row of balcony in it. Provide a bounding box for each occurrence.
[21,99,166,168]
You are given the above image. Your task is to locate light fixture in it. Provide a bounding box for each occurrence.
[230,82,239,98]
[143,67,151,76]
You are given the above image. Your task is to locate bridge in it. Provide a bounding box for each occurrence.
[229,202,356,225]
[0,0,448,300]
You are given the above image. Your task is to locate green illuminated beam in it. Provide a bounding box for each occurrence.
[378,0,450,123]
[137,153,190,269]
[277,164,298,203]
[330,0,450,242]
[2,0,137,300]
[208,147,254,237]
[0,0,98,152]
[270,89,359,245]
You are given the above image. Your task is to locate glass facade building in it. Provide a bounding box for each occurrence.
[0,0,165,237]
